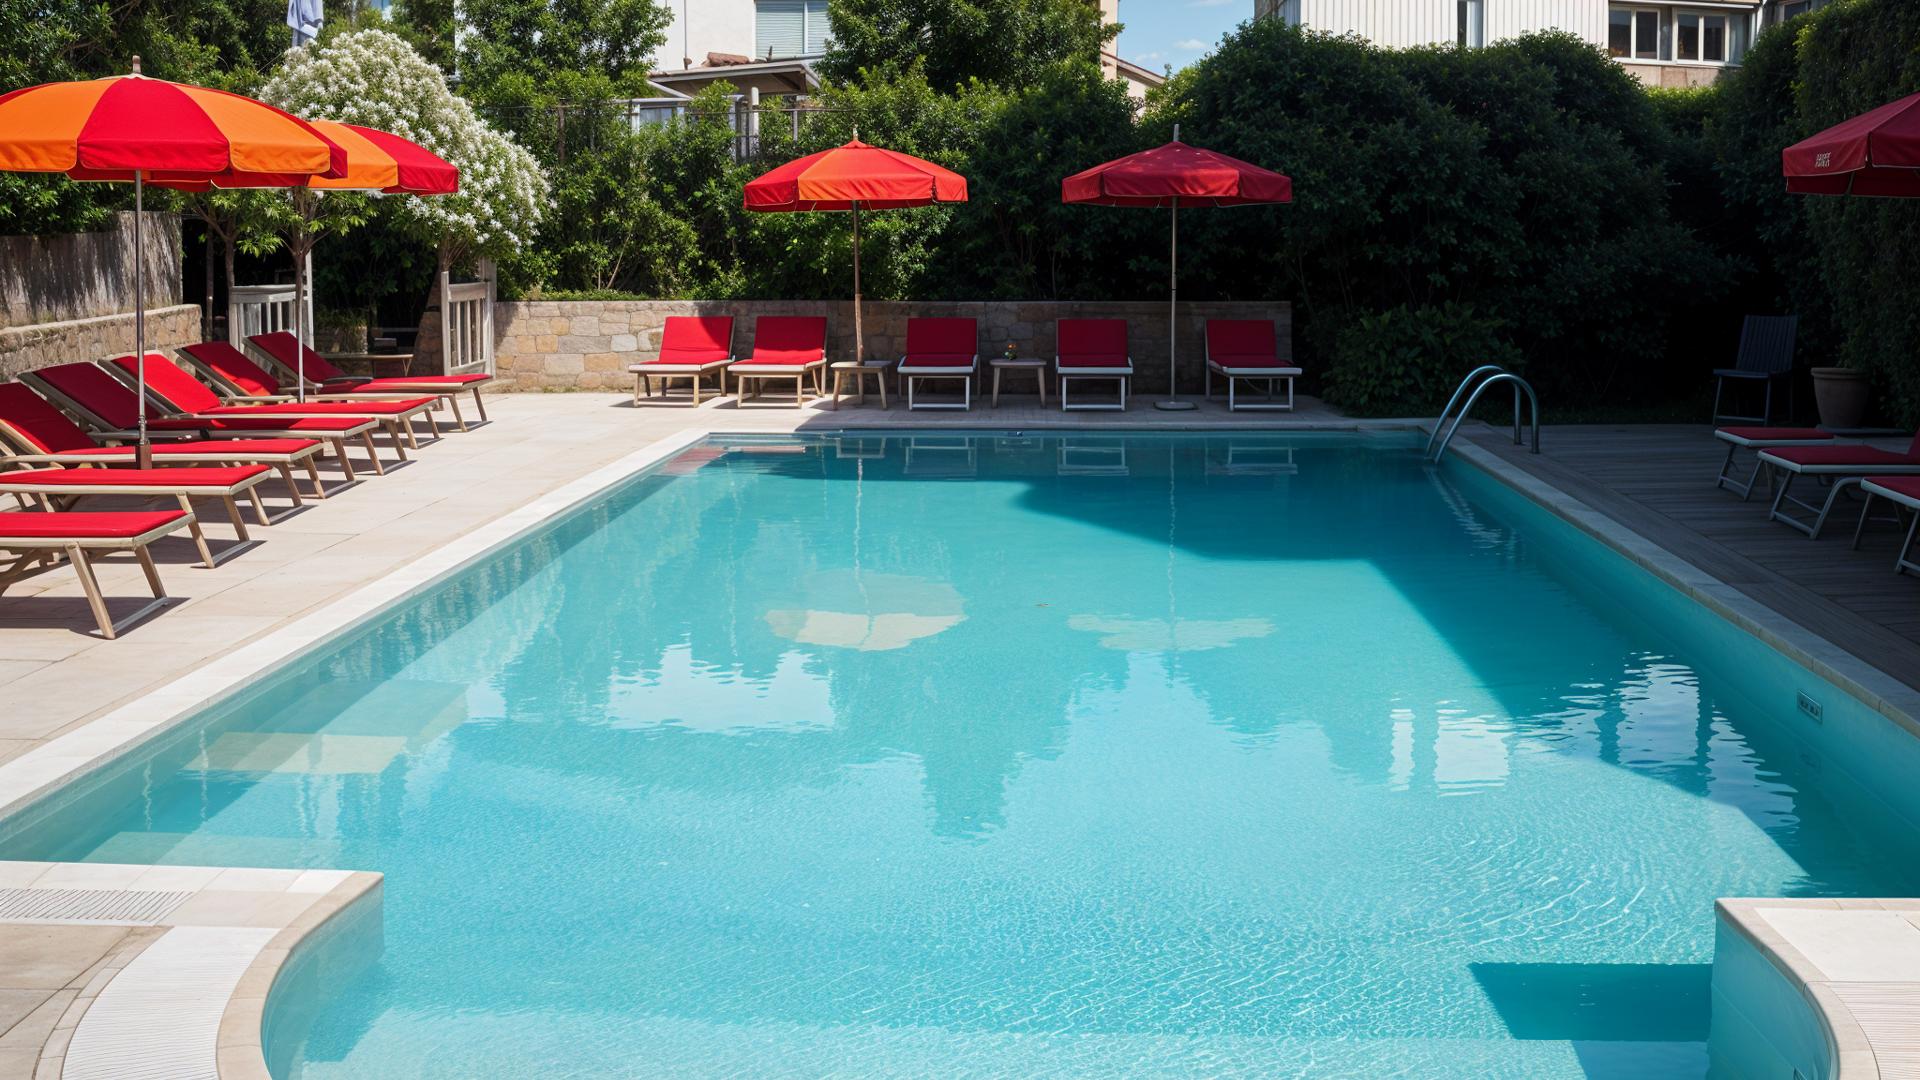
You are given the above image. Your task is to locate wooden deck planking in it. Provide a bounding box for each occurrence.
[1466,423,1920,692]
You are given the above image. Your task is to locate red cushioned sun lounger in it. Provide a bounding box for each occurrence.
[0,464,271,565]
[898,318,979,412]
[1855,476,1920,577]
[108,353,435,451]
[729,317,828,407]
[628,316,734,406]
[0,509,198,638]
[1056,319,1132,412]
[1756,432,1920,538]
[0,383,326,504]
[21,363,388,482]
[1713,426,1840,500]
[1205,320,1300,412]
[248,331,491,429]
[182,340,471,434]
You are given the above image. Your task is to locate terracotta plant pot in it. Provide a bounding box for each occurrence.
[1811,366,1870,430]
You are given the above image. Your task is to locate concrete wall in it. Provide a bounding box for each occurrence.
[0,304,200,382]
[658,0,758,69]
[494,298,1292,393]
[0,212,183,330]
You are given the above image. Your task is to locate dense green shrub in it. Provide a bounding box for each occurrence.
[1321,303,1523,416]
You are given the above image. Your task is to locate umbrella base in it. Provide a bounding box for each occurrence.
[1153,400,1198,411]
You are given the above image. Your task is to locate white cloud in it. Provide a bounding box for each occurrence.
[1175,38,1209,50]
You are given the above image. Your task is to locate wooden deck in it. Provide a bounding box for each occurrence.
[1465,423,1920,694]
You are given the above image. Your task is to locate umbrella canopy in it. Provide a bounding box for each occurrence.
[1783,91,1920,197]
[1062,134,1291,409]
[132,120,458,195]
[745,138,967,211]
[745,138,968,368]
[0,61,343,461]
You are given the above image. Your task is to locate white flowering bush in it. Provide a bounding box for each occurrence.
[260,29,549,270]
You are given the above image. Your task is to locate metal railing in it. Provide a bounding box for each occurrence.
[477,97,845,163]
[1427,365,1539,462]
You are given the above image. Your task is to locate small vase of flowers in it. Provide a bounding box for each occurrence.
[1004,342,1018,362]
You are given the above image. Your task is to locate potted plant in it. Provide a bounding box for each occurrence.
[1811,363,1871,430]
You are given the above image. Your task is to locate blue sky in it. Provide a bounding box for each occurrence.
[1113,0,1251,73]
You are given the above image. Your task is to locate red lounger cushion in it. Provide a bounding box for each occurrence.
[354,374,491,388]
[1868,477,1920,502]
[27,363,152,430]
[108,354,433,415]
[199,399,433,417]
[1057,319,1129,368]
[181,341,283,396]
[250,332,494,388]
[1206,320,1284,367]
[59,438,316,458]
[0,383,101,453]
[741,316,827,366]
[1766,445,1920,468]
[166,416,373,435]
[1717,426,1832,441]
[106,352,235,413]
[0,465,269,487]
[0,510,187,540]
[639,316,733,367]
[903,318,978,366]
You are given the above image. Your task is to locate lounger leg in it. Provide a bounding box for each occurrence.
[386,421,411,460]
[1853,492,1878,550]
[692,374,704,407]
[473,387,488,422]
[361,432,386,476]
[1767,469,1795,527]
[878,369,888,410]
[402,417,421,450]
[65,544,114,639]
[1810,479,1857,540]
[246,484,270,527]
[796,376,804,407]
[180,496,215,568]
[1899,512,1920,576]
[447,393,468,432]
[223,495,253,542]
[305,455,328,499]
[332,439,357,484]
[278,464,304,507]
[420,411,439,440]
[135,543,165,598]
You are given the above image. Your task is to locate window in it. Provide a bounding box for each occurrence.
[1457,0,1483,47]
[1608,7,1659,60]
[1676,11,1736,63]
[755,0,829,60]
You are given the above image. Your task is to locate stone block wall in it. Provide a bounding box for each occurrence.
[0,212,184,330]
[494,298,1292,393]
[0,304,201,381]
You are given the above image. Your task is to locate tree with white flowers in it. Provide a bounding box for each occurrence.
[259,28,549,280]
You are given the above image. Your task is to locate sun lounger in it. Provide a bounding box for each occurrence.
[1714,426,1837,500]
[1056,319,1132,411]
[897,318,979,411]
[1204,320,1299,411]
[0,464,271,561]
[1756,433,1920,538]
[0,509,199,638]
[729,317,828,407]
[249,331,492,429]
[0,383,325,503]
[21,363,388,481]
[1854,477,1920,576]
[628,316,734,405]
[183,340,470,435]
[108,353,435,450]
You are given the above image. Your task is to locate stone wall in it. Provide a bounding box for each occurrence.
[0,212,184,330]
[494,299,1293,393]
[0,304,201,382]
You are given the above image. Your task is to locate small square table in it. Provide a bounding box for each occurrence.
[990,357,1048,408]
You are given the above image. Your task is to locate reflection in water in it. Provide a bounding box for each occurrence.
[3,434,1918,1080]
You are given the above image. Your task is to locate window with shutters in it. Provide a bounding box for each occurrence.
[756,0,830,60]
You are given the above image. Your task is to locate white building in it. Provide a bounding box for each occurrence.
[652,0,1164,99]
[1253,0,1837,87]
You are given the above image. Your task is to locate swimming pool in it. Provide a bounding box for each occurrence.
[5,431,1918,1078]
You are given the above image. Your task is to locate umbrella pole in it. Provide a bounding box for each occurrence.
[1155,195,1195,411]
[135,170,152,467]
[852,200,863,368]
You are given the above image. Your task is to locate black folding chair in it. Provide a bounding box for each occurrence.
[1712,315,1799,425]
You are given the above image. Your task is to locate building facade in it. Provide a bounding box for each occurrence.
[653,0,1163,99]
[1253,0,1837,87]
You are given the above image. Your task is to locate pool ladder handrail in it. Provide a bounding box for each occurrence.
[1427,366,1540,462]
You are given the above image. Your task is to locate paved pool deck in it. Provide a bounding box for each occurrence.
[2,394,1917,1078]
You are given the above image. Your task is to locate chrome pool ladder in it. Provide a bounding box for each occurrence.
[1427,365,1540,462]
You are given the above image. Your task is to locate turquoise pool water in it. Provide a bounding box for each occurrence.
[5,432,1919,1078]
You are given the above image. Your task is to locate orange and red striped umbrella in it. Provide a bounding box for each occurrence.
[126,120,460,194]
[0,71,344,183]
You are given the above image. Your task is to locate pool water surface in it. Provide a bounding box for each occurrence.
[4,432,1916,1078]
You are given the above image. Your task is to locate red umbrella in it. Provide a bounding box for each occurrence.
[1062,127,1291,410]
[1784,92,1920,197]
[744,137,968,367]
[0,58,343,463]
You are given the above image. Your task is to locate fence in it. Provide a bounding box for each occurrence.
[439,270,495,378]
[227,283,305,347]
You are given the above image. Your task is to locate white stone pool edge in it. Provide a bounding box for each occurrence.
[0,423,1911,1078]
